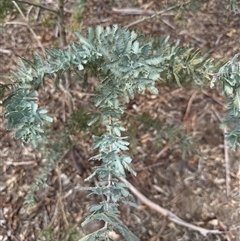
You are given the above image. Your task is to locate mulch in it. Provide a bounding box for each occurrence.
[1,0,240,240]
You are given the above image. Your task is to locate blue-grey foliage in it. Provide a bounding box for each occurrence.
[211,54,240,150]
[3,24,237,240]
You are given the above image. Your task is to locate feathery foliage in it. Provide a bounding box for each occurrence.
[3,24,239,240]
[211,54,240,150]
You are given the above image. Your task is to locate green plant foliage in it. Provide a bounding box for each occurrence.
[227,0,240,14]
[70,0,86,31]
[0,0,25,29]
[136,112,195,159]
[38,225,55,241]
[64,226,83,241]
[24,126,72,206]
[0,0,15,20]
[38,225,83,241]
[3,88,52,146]
[152,36,220,87]
[23,106,100,207]
[211,54,240,150]
[66,107,103,136]
[4,24,237,240]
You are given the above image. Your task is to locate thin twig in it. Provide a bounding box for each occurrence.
[213,109,231,197]
[155,144,170,159]
[125,1,191,28]
[202,90,225,106]
[161,18,176,29]
[136,144,169,171]
[223,126,231,197]
[179,30,206,44]
[4,161,36,166]
[120,177,223,237]
[12,1,46,55]
[5,21,27,26]
[57,0,67,48]
[149,218,168,241]
[136,141,179,171]
[58,192,69,226]
[0,48,12,54]
[57,0,72,120]
[56,165,69,226]
[14,0,58,14]
[183,90,198,122]
[112,7,155,15]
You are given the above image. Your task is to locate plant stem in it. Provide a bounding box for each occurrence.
[57,0,67,48]
[57,0,72,118]
[104,117,113,230]
[14,0,58,14]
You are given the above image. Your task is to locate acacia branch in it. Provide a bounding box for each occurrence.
[14,0,58,14]
[120,177,223,237]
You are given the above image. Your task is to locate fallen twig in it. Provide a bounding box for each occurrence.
[120,177,223,237]
[135,144,169,171]
[12,1,46,55]
[14,0,58,14]
[212,108,231,197]
[0,48,12,54]
[4,161,36,166]
[149,218,168,241]
[112,7,154,15]
[183,90,198,122]
[223,126,231,197]
[202,90,225,106]
[125,1,191,28]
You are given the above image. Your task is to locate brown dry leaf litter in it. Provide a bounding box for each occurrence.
[1,0,240,240]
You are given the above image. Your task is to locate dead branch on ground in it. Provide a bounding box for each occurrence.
[120,177,223,237]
